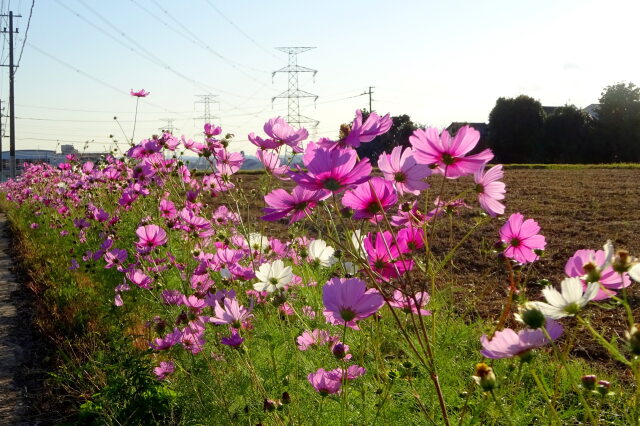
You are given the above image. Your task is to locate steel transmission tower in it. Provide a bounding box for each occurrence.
[159,118,178,135]
[194,94,219,125]
[272,47,319,134]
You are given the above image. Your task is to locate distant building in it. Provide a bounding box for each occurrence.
[582,104,600,119]
[0,147,106,180]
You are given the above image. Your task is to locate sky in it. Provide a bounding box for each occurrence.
[1,0,639,155]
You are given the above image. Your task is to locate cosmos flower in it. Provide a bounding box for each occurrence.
[342,109,392,148]
[293,143,372,193]
[308,239,337,267]
[154,361,175,380]
[130,89,150,97]
[262,186,328,224]
[307,368,341,396]
[480,320,563,359]
[474,164,506,217]
[322,277,384,330]
[499,213,546,264]
[377,146,431,195]
[565,242,631,300]
[135,224,168,253]
[263,116,309,148]
[531,277,599,319]
[410,125,493,178]
[296,329,336,351]
[341,177,398,222]
[388,290,431,316]
[210,297,253,328]
[253,260,293,293]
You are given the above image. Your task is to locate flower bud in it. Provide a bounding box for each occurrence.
[626,324,640,355]
[281,391,291,404]
[581,375,597,391]
[613,250,632,274]
[517,304,546,329]
[332,342,348,360]
[473,363,496,391]
[596,380,612,397]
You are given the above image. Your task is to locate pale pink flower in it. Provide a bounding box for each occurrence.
[343,109,392,147]
[480,320,563,359]
[474,164,506,217]
[322,278,384,330]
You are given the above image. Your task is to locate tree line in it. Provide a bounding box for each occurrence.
[355,82,640,164]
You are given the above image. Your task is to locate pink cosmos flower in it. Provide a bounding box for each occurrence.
[565,247,631,301]
[264,116,309,147]
[248,133,280,150]
[343,109,392,148]
[210,297,253,328]
[136,224,168,253]
[159,199,177,219]
[256,150,289,178]
[397,226,425,253]
[130,88,150,97]
[364,231,413,280]
[322,277,384,330]
[388,290,431,316]
[341,177,398,222]
[214,149,244,175]
[410,125,494,178]
[499,213,546,264]
[126,269,153,289]
[103,248,127,269]
[204,123,222,137]
[262,186,328,223]
[154,361,175,380]
[480,320,563,359]
[302,306,316,318]
[296,329,336,351]
[293,143,372,193]
[307,368,342,396]
[150,328,182,351]
[474,164,506,217]
[327,365,366,381]
[378,146,431,195]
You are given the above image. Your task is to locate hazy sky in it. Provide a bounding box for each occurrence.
[2,0,639,154]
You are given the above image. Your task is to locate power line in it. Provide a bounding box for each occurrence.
[202,0,279,61]
[14,0,32,70]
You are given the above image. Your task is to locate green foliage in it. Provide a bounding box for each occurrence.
[595,82,640,162]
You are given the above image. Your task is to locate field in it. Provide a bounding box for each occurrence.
[2,163,640,425]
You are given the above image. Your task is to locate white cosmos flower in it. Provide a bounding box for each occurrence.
[531,277,599,319]
[350,230,366,259]
[308,239,337,267]
[629,263,640,283]
[253,260,293,293]
[248,232,268,253]
[341,261,359,276]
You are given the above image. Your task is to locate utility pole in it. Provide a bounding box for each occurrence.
[366,86,374,113]
[272,47,319,140]
[1,11,20,178]
[0,100,3,180]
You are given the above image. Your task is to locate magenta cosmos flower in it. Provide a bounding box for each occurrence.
[565,246,631,300]
[130,89,150,97]
[342,109,393,148]
[410,125,493,179]
[322,277,384,330]
[474,164,506,217]
[499,213,546,263]
[136,224,168,253]
[262,186,328,223]
[364,231,413,280]
[377,146,431,195]
[480,320,563,359]
[341,177,398,222]
[293,143,372,193]
[307,368,341,396]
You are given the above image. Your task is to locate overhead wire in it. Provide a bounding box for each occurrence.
[14,0,32,71]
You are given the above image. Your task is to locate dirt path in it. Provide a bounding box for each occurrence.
[0,212,29,424]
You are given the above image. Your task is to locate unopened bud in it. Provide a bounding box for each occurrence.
[596,380,612,397]
[626,324,640,355]
[473,363,496,391]
[518,304,546,329]
[581,375,597,390]
[281,391,291,404]
[613,250,632,273]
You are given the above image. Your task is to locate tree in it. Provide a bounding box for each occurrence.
[541,105,594,163]
[594,82,640,162]
[354,112,420,164]
[487,95,545,163]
